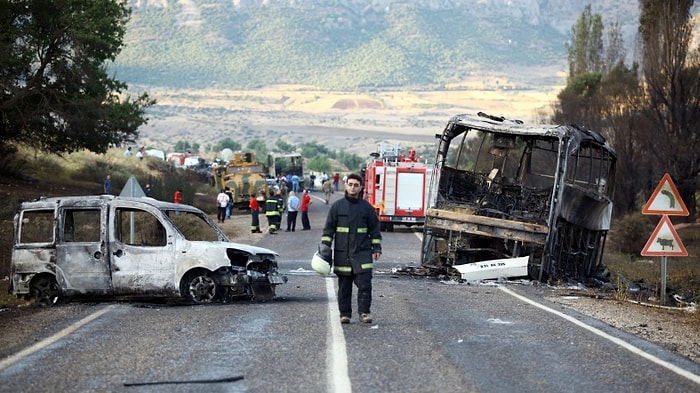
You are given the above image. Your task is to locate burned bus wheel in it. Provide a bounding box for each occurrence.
[185,274,217,304]
[30,275,59,307]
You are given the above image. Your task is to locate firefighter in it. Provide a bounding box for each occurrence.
[265,187,284,234]
[249,194,262,233]
[320,173,382,324]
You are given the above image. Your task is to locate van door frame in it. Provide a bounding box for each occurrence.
[55,205,111,294]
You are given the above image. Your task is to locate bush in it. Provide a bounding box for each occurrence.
[607,213,656,254]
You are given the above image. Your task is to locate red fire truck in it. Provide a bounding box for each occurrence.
[363,144,427,232]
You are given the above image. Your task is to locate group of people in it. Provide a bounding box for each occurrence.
[123,146,146,160]
[252,188,313,234]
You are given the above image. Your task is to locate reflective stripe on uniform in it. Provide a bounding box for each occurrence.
[334,266,352,273]
[357,227,367,233]
[371,239,381,245]
[333,263,374,273]
[336,227,349,233]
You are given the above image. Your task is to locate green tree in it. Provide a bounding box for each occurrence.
[247,139,268,163]
[337,151,364,172]
[554,6,647,216]
[213,137,242,152]
[567,4,604,78]
[639,0,700,218]
[274,138,296,153]
[173,140,194,153]
[0,0,154,155]
[301,141,332,158]
[308,156,331,173]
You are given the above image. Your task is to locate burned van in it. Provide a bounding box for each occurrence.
[10,195,287,305]
[421,112,616,282]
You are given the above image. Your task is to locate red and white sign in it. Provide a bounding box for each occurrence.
[641,215,688,256]
[642,173,689,216]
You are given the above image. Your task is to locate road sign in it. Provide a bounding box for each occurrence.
[642,173,689,216]
[641,215,688,256]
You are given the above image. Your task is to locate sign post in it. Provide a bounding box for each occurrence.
[641,173,688,305]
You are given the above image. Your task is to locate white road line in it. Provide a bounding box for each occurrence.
[0,304,117,371]
[326,277,352,393]
[498,285,700,385]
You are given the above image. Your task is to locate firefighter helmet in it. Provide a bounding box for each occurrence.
[311,252,331,276]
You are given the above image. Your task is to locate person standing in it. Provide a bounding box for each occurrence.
[301,189,312,230]
[291,174,300,193]
[249,194,262,233]
[103,175,112,194]
[322,177,333,204]
[174,189,182,204]
[309,172,316,192]
[224,187,234,220]
[265,187,284,234]
[216,189,229,223]
[333,173,340,192]
[144,184,151,197]
[320,173,382,324]
[285,191,300,232]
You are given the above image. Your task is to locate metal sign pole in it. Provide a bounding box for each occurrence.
[660,255,667,305]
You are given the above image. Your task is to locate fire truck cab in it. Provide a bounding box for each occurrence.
[363,143,427,232]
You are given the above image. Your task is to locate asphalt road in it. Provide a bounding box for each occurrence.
[0,191,698,393]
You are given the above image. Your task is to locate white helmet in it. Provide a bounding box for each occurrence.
[311,252,331,276]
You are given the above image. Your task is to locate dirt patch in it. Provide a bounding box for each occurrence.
[331,98,383,110]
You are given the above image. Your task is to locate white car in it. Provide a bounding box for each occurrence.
[10,195,286,305]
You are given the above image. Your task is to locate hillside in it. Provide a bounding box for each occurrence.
[109,1,698,156]
[114,0,642,90]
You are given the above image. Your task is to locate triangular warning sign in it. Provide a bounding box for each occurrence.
[119,175,147,198]
[641,215,688,256]
[642,173,688,216]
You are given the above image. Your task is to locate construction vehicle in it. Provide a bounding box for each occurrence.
[213,152,268,210]
[363,143,427,232]
[420,112,616,282]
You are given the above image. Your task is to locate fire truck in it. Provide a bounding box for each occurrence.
[363,143,427,232]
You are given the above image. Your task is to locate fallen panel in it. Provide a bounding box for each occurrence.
[453,256,529,281]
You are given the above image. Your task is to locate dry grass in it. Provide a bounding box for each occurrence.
[603,224,700,312]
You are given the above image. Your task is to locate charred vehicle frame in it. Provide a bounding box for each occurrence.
[9,195,287,305]
[421,112,616,282]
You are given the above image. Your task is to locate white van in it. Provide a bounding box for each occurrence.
[9,195,286,305]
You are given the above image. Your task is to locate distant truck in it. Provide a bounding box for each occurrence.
[363,143,427,232]
[213,152,268,209]
[267,152,304,187]
[421,112,616,282]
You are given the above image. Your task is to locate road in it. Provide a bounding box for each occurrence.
[0,191,698,393]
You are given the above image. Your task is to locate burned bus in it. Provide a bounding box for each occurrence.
[420,112,616,282]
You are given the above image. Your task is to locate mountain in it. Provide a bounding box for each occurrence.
[111,1,699,157]
[113,0,643,91]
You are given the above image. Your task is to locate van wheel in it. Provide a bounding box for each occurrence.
[30,276,59,307]
[186,274,217,304]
